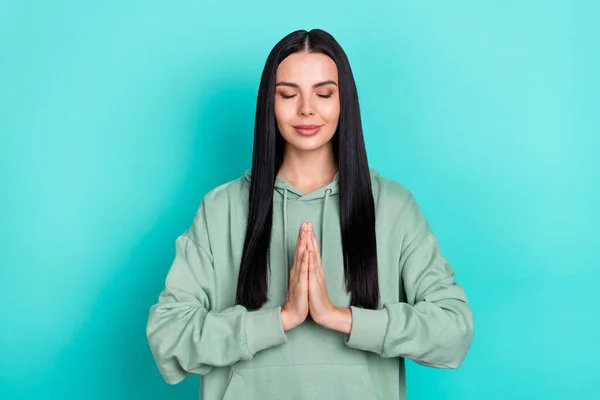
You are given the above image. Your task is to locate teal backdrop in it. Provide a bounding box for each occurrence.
[1,1,598,399]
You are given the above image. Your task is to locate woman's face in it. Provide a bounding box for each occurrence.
[274,51,340,152]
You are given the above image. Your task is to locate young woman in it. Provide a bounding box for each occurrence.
[146,29,474,400]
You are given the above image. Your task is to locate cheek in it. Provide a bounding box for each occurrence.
[274,100,296,125]
[319,101,340,123]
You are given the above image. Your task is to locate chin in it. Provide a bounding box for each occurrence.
[281,129,335,152]
[286,136,333,152]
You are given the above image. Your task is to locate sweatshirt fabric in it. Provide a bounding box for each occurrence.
[146,168,474,400]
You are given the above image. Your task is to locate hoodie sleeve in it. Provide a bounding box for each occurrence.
[146,200,288,384]
[344,194,474,369]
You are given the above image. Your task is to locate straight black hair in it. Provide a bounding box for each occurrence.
[236,29,379,311]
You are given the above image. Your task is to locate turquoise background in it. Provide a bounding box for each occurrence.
[1,1,598,399]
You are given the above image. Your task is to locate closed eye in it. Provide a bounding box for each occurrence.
[279,93,332,99]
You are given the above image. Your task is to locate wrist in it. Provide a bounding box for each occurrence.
[316,306,352,334]
[281,307,299,332]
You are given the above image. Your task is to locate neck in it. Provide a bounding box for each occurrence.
[277,142,337,192]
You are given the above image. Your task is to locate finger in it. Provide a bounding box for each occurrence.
[295,222,304,251]
[312,251,319,275]
[308,249,316,273]
[299,223,309,259]
[289,255,297,281]
[294,223,306,265]
[299,262,308,295]
[305,222,315,252]
[300,249,309,282]
[295,222,304,244]
[306,250,313,286]
[315,252,325,280]
[300,249,309,278]
[309,227,322,266]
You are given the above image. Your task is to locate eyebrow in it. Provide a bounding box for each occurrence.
[275,80,338,89]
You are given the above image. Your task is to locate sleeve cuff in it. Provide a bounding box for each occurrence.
[245,305,288,356]
[344,306,389,355]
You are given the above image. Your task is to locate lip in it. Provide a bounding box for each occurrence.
[293,124,323,136]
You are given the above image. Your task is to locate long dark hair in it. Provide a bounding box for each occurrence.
[236,29,379,311]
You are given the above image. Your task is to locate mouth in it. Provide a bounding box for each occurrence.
[293,124,323,136]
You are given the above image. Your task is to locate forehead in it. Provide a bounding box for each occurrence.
[276,52,338,84]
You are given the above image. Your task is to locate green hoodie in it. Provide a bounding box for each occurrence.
[146,168,474,400]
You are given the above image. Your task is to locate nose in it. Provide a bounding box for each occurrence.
[298,95,315,117]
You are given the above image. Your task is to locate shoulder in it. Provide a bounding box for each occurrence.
[187,174,249,224]
[186,174,249,248]
[202,175,249,209]
[371,170,415,210]
[370,170,424,235]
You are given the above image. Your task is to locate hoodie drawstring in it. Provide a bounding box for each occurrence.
[321,188,332,258]
[283,188,289,274]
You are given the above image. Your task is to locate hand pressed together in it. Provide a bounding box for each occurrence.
[281,222,352,334]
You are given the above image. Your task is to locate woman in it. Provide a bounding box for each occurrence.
[146,29,474,400]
